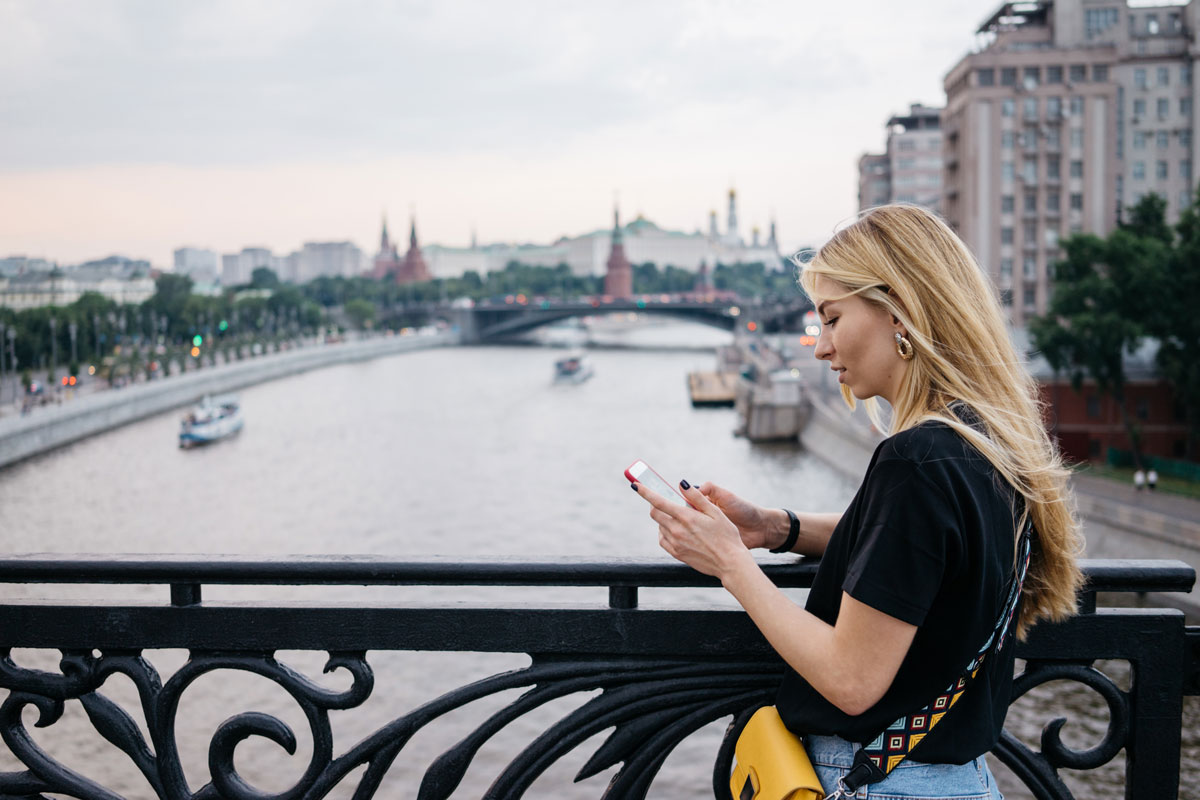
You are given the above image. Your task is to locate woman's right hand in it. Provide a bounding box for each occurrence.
[696,482,780,551]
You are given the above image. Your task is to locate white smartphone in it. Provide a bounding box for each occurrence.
[625,459,689,506]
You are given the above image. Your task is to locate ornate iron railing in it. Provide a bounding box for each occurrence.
[0,555,1194,799]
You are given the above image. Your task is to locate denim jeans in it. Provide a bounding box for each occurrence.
[805,734,1003,799]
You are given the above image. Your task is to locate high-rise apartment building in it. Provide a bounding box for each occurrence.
[858,104,944,213]
[944,0,1199,326]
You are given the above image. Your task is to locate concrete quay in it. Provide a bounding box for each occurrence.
[0,331,459,470]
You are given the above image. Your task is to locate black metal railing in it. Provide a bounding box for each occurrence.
[0,555,1194,799]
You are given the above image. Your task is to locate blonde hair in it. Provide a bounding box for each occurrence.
[797,204,1083,639]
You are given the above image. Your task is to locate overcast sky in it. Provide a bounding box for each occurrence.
[1,0,1006,268]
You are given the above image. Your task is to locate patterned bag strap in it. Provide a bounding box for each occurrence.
[830,520,1034,799]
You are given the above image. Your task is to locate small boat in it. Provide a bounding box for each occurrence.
[179,395,244,448]
[553,353,594,383]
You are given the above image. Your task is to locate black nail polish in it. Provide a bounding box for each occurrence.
[630,483,639,491]
[679,479,691,490]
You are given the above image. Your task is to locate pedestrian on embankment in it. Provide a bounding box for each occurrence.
[633,204,1084,800]
[1135,469,1146,491]
[1147,469,1159,491]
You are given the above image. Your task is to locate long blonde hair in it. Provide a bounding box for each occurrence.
[798,204,1083,639]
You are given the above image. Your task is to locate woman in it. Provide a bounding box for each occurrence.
[632,204,1083,799]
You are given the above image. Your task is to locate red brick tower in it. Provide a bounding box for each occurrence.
[373,216,400,279]
[604,207,632,298]
[397,216,430,284]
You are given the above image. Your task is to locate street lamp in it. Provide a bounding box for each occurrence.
[7,328,17,404]
[48,317,57,385]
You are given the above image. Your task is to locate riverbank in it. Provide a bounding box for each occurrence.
[0,331,459,469]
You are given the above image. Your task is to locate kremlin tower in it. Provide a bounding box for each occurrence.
[373,215,430,284]
[604,207,633,298]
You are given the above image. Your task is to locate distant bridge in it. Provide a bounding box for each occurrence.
[408,297,815,343]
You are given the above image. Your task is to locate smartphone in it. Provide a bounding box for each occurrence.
[625,459,689,506]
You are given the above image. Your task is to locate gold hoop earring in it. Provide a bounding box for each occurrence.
[895,332,914,361]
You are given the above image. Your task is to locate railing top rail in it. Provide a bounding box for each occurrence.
[0,554,1191,593]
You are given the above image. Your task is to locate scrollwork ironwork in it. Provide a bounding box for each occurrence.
[0,648,783,799]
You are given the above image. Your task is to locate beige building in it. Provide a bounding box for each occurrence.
[858,104,944,213]
[943,0,1199,326]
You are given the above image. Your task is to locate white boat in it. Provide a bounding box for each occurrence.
[179,395,244,448]
[553,353,594,383]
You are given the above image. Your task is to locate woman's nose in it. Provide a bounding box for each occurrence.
[814,329,832,361]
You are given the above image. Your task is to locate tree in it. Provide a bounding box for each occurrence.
[251,267,280,289]
[1030,195,1171,467]
[344,299,376,330]
[1150,188,1200,459]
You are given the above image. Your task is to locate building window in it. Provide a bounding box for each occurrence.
[1024,97,1039,119]
[1133,161,1146,179]
[1157,160,1168,179]
[1157,66,1169,86]
[1046,127,1061,149]
[1001,289,1014,307]
[1182,190,1193,209]
[1001,227,1014,244]
[1023,254,1037,277]
[1069,64,1087,83]
[1135,68,1148,89]
[1000,258,1013,279]
[1133,98,1147,117]
[897,157,916,169]
[1023,285,1037,308]
[1087,395,1100,418]
[1158,98,1169,119]
[1134,130,1148,149]
[1093,64,1109,82]
[1002,130,1015,149]
[1001,67,1017,87]
[1070,96,1085,116]
[1071,193,1084,210]
[1048,65,1063,84]
[1182,160,1191,181]
[1157,130,1168,148]
[1046,96,1062,118]
[1047,191,1061,211]
[1024,192,1038,212]
[1047,155,1061,179]
[1002,98,1015,117]
[1023,157,1038,182]
[897,140,917,151]
[1003,161,1015,181]
[1147,14,1159,35]
[1070,159,1083,178]
[1001,194,1015,213]
[1184,64,1193,85]
[1181,97,1192,116]
[1071,128,1084,148]
[1170,11,1183,33]
[1023,67,1041,89]
[1085,8,1119,38]
[1046,227,1060,248]
[977,68,995,86]
[1181,129,1192,147]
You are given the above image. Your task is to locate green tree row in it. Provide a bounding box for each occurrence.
[1031,192,1200,463]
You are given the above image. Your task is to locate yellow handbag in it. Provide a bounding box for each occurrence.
[729,706,824,800]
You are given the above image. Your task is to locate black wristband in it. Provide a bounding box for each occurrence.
[770,508,800,553]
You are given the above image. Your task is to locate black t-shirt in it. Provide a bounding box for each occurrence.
[776,415,1022,765]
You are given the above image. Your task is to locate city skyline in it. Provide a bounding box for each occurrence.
[3,1,1058,267]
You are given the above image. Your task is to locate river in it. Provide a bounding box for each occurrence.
[0,321,1193,798]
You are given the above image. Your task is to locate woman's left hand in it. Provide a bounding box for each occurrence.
[633,479,754,580]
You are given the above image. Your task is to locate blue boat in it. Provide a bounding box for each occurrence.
[179,395,244,448]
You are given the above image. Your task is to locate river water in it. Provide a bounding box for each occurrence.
[0,321,1193,799]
